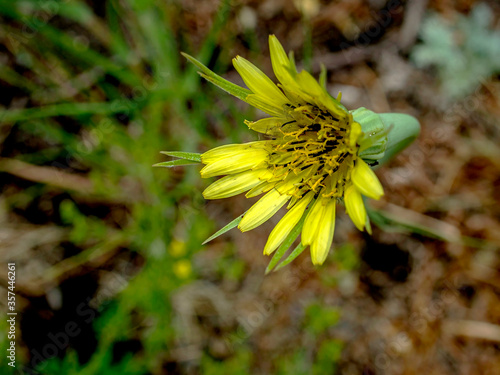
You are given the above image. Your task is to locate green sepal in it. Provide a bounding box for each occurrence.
[352,108,420,166]
[377,113,420,165]
[153,159,200,168]
[181,52,252,102]
[352,107,388,163]
[202,212,246,245]
[265,208,307,274]
[159,151,202,162]
[274,243,307,271]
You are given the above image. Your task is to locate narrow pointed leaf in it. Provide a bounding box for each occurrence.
[274,243,307,271]
[181,52,252,102]
[202,212,246,245]
[153,159,200,168]
[265,231,299,274]
[265,209,307,274]
[160,151,202,162]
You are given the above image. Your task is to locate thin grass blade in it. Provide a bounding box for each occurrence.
[0,101,128,123]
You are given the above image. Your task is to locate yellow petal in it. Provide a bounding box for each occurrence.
[245,117,300,137]
[301,196,325,246]
[233,56,289,109]
[322,97,349,123]
[349,121,362,148]
[274,166,314,195]
[351,159,384,200]
[269,35,295,86]
[203,169,267,199]
[263,192,314,255]
[245,180,275,198]
[200,148,269,178]
[365,215,372,235]
[310,198,336,265]
[287,195,299,209]
[246,94,285,117]
[238,189,291,232]
[344,184,367,231]
[295,70,325,99]
[245,117,279,134]
[202,141,268,164]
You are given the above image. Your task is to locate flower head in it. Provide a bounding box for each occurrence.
[188,36,388,266]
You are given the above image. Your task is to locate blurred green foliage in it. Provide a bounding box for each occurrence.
[200,348,252,375]
[274,303,343,374]
[411,3,500,99]
[0,0,350,373]
[305,303,341,336]
[0,0,253,373]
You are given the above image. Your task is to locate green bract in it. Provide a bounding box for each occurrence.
[353,108,420,166]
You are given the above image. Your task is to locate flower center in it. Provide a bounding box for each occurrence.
[268,103,358,198]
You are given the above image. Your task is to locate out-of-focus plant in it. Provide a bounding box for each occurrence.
[411,3,500,99]
[0,0,242,373]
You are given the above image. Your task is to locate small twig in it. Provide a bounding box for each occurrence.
[398,0,429,53]
[373,202,462,243]
[443,320,500,342]
[0,157,93,193]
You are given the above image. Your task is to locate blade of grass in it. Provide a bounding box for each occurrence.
[1,2,141,88]
[135,7,179,77]
[196,0,233,63]
[106,0,132,63]
[0,3,141,86]
[0,101,130,123]
[180,0,235,93]
[39,24,141,86]
[0,65,39,92]
[57,0,112,47]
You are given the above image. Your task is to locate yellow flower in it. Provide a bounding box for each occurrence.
[193,36,385,266]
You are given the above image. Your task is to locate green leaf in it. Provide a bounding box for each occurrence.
[159,151,202,162]
[265,210,307,274]
[274,243,307,271]
[153,159,200,168]
[202,212,246,245]
[181,52,252,102]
